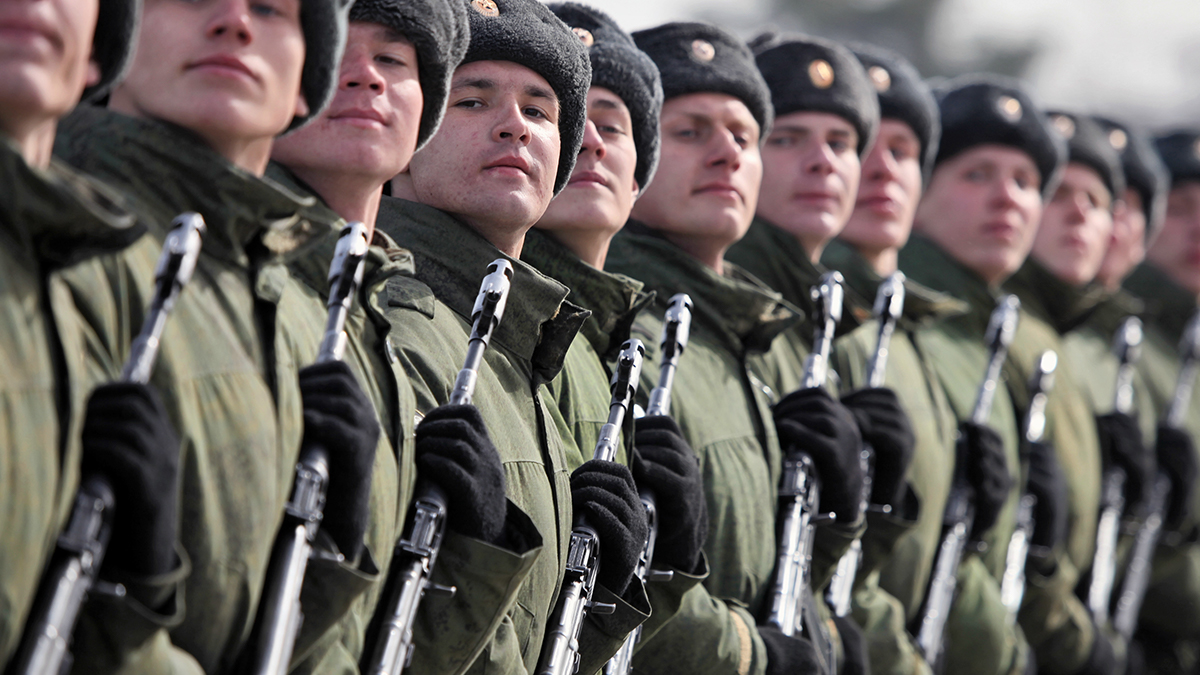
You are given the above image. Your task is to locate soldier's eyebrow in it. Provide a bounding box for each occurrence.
[453,77,497,92]
[525,84,557,104]
[591,98,621,111]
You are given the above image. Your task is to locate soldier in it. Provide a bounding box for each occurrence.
[0,0,175,669]
[50,0,388,671]
[605,21,863,675]
[377,0,650,671]
[899,76,1068,675]
[1002,110,1128,674]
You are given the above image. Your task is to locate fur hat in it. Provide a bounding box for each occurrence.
[1045,110,1125,202]
[1095,116,1169,240]
[460,0,591,195]
[549,3,663,189]
[85,0,142,102]
[1154,129,1200,189]
[849,43,939,178]
[751,32,879,156]
[349,0,470,151]
[632,22,772,138]
[287,0,356,133]
[933,75,1066,200]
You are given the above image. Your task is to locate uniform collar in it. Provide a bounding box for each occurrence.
[1004,257,1107,334]
[1085,289,1145,339]
[606,221,800,356]
[376,196,589,381]
[1125,263,1200,342]
[899,234,1003,333]
[521,228,654,362]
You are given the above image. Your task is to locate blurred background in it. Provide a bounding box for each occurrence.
[601,0,1200,131]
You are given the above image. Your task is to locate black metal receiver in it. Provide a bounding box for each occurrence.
[1113,311,1200,641]
[605,294,693,675]
[9,213,207,675]
[538,340,646,675]
[827,272,906,617]
[246,222,370,675]
[1000,350,1056,622]
[914,294,1020,671]
[360,259,515,675]
[1087,317,1143,627]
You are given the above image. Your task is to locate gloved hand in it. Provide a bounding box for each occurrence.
[1156,424,1198,530]
[414,403,507,543]
[299,361,380,560]
[81,382,180,577]
[841,387,915,507]
[1078,625,1119,675]
[1096,412,1153,510]
[571,459,648,597]
[1024,440,1068,549]
[758,624,828,675]
[832,615,868,675]
[960,421,1013,540]
[774,388,865,524]
[631,416,708,573]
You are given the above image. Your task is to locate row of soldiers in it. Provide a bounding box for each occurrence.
[4,0,1200,673]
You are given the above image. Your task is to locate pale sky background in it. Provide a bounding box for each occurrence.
[597,0,1200,130]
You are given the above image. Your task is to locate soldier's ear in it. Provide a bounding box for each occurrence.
[630,178,641,201]
[85,57,102,88]
[294,93,310,120]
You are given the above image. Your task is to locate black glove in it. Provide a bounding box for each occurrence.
[299,361,380,560]
[1024,440,1069,549]
[758,624,827,675]
[81,382,180,577]
[631,416,708,573]
[1096,412,1153,509]
[774,388,865,523]
[1156,424,1198,529]
[842,387,915,507]
[571,459,647,597]
[832,614,868,675]
[960,421,1013,540]
[414,403,507,543]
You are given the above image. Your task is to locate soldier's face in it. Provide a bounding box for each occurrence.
[1031,163,1114,286]
[109,0,308,175]
[0,0,100,159]
[914,144,1043,287]
[272,22,423,195]
[756,111,861,261]
[841,119,923,258]
[629,93,761,267]
[1097,188,1147,288]
[535,87,640,257]
[403,60,560,249]
[1147,181,1200,295]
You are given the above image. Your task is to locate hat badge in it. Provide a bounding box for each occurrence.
[808,59,834,89]
[996,95,1022,122]
[868,66,891,92]
[572,27,594,47]
[1051,114,1075,139]
[691,39,715,62]
[471,0,499,16]
[1108,128,1128,151]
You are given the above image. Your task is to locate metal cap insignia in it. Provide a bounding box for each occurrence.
[1051,114,1075,139]
[1108,128,1128,151]
[868,66,891,92]
[572,27,594,47]
[809,59,834,89]
[997,95,1022,122]
[691,39,715,62]
[471,0,498,16]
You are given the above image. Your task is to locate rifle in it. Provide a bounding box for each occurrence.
[913,294,1020,670]
[764,271,844,671]
[9,213,206,675]
[1087,316,1143,627]
[360,259,514,675]
[605,294,692,675]
[999,350,1057,622]
[1112,310,1200,641]
[827,272,906,617]
[245,222,370,675]
[537,340,646,675]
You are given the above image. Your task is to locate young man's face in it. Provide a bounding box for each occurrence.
[1031,163,1114,286]
[0,0,99,140]
[914,144,1043,287]
[840,118,922,257]
[110,0,308,157]
[1147,181,1200,295]
[404,59,560,244]
[273,21,423,183]
[756,111,861,259]
[535,87,639,240]
[1097,188,1147,288]
[629,92,762,257]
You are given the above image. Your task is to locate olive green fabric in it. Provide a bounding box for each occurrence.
[375,196,649,675]
[0,140,145,669]
[53,106,381,674]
